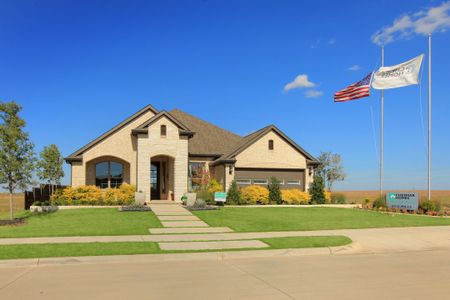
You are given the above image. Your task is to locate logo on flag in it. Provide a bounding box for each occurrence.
[334,73,373,102]
[371,54,423,90]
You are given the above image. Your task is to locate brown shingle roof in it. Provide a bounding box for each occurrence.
[169,109,242,156]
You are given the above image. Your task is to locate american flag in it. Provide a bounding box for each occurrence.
[334,72,373,102]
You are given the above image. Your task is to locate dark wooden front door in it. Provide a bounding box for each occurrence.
[150,162,160,199]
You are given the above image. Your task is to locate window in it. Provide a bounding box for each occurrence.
[160,125,167,137]
[95,161,124,188]
[236,179,251,185]
[188,162,205,191]
[268,139,274,150]
[286,180,301,185]
[253,179,268,185]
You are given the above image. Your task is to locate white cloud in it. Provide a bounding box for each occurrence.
[347,65,361,71]
[283,74,315,92]
[304,89,324,98]
[372,1,450,45]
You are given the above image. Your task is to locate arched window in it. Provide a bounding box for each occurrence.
[160,125,167,137]
[95,161,123,188]
[268,139,274,150]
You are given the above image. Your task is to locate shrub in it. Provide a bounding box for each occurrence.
[281,189,311,205]
[324,191,331,204]
[208,179,223,193]
[419,199,441,213]
[309,176,326,204]
[372,197,386,209]
[196,188,214,204]
[268,177,282,204]
[226,180,242,205]
[50,184,136,206]
[193,198,207,208]
[241,185,269,205]
[331,193,346,204]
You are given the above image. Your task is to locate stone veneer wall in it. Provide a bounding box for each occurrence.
[137,116,188,202]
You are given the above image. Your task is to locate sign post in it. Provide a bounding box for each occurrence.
[386,192,419,210]
[214,192,227,204]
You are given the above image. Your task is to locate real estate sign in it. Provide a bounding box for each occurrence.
[214,192,227,203]
[386,192,419,210]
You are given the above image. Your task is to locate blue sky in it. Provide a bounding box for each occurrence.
[1,0,449,190]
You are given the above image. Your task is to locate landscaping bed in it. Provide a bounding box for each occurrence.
[0,218,26,227]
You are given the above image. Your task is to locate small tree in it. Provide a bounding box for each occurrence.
[316,151,346,191]
[309,176,326,204]
[37,144,64,194]
[268,177,282,204]
[0,101,35,220]
[226,180,242,205]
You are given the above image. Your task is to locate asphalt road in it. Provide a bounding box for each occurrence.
[1,249,449,299]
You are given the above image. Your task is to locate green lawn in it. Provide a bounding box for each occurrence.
[0,236,351,260]
[0,208,161,238]
[192,207,450,232]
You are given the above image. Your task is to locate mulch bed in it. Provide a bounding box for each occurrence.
[185,206,220,211]
[0,218,27,227]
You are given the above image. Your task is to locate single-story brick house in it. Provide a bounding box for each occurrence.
[65,104,320,202]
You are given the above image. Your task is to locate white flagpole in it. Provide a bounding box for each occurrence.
[428,34,432,201]
[380,45,384,199]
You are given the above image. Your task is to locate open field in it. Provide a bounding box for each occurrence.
[0,193,24,214]
[0,236,351,260]
[335,190,450,210]
[0,208,162,238]
[193,207,450,232]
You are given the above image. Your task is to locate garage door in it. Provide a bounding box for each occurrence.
[235,168,305,191]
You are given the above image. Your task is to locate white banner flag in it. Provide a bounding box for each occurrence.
[371,54,424,90]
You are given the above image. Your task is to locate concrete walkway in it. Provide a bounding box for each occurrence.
[148,202,244,250]
[1,226,450,254]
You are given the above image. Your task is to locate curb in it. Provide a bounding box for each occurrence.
[0,245,355,269]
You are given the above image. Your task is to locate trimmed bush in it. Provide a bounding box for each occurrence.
[309,176,326,204]
[331,193,346,204]
[419,199,441,213]
[241,185,269,205]
[281,189,311,205]
[268,177,282,204]
[208,179,223,193]
[226,180,242,205]
[372,197,386,209]
[51,184,136,206]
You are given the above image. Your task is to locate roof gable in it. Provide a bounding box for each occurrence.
[131,111,193,136]
[65,104,158,162]
[212,125,319,165]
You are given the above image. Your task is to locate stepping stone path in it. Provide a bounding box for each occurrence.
[148,203,268,251]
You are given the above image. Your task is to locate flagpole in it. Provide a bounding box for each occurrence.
[428,34,432,201]
[380,45,384,199]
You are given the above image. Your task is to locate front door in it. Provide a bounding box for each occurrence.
[150,162,160,199]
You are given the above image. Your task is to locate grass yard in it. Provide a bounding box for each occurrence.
[0,208,161,238]
[192,207,450,232]
[0,236,351,260]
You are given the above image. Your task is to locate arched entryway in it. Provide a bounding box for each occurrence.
[150,155,175,200]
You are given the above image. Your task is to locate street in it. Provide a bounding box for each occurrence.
[1,249,449,299]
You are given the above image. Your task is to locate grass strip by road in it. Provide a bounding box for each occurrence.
[192,207,450,232]
[0,236,351,260]
[0,209,162,238]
